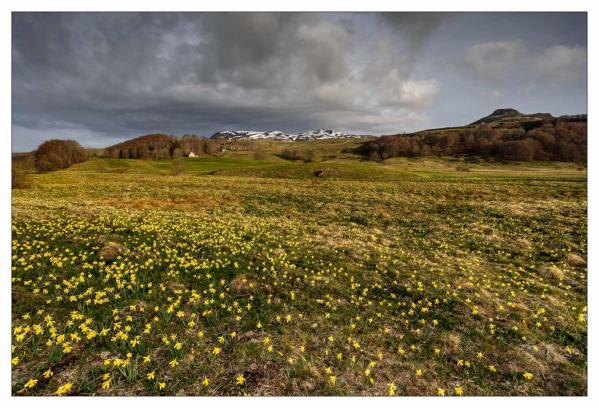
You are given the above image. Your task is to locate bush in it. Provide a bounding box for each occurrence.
[303,150,320,162]
[253,150,267,160]
[171,158,186,176]
[34,139,87,172]
[12,164,31,189]
[280,149,303,161]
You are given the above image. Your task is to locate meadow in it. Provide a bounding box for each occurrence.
[11,146,587,396]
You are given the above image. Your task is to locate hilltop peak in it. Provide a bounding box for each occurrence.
[490,108,521,117]
[469,108,553,126]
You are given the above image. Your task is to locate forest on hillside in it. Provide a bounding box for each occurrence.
[103,134,226,159]
[361,116,587,162]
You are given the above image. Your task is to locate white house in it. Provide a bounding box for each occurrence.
[188,151,198,158]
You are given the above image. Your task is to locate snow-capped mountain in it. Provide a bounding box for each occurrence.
[210,129,369,141]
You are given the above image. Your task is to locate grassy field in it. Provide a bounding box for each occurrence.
[11,150,587,396]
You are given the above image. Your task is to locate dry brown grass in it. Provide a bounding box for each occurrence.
[565,253,585,266]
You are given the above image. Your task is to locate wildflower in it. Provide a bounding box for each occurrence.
[437,388,445,396]
[330,375,336,385]
[236,374,246,385]
[415,369,423,377]
[43,368,53,379]
[212,347,221,355]
[454,386,464,396]
[147,370,155,380]
[523,371,534,380]
[12,357,19,366]
[388,382,397,396]
[143,355,151,364]
[55,383,73,396]
[169,358,179,368]
[24,378,38,389]
[102,378,111,390]
[203,376,210,386]
[158,382,166,390]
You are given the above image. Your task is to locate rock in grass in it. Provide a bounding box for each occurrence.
[99,242,126,261]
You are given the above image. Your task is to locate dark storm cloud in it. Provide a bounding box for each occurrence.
[379,12,448,54]
[13,12,371,149]
[12,12,587,151]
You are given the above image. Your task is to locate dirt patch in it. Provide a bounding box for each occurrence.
[231,274,259,296]
[167,281,186,292]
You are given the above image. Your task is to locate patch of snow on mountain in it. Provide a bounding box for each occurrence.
[211,129,369,141]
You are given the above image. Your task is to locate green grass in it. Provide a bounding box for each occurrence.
[11,151,587,396]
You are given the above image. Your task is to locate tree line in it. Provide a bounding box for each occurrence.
[103,134,225,159]
[361,117,587,162]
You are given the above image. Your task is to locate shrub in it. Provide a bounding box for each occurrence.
[34,139,87,172]
[12,164,31,189]
[280,149,303,161]
[171,158,187,176]
[303,150,320,162]
[253,150,267,160]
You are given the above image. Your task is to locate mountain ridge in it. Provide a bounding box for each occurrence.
[210,129,370,141]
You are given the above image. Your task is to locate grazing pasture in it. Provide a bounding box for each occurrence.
[11,154,587,395]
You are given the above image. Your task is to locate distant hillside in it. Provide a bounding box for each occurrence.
[103,134,225,159]
[361,109,587,162]
[469,108,554,126]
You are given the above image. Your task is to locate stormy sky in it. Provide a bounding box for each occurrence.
[12,12,587,151]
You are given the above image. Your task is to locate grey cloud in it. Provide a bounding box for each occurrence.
[13,12,444,150]
[458,41,587,86]
[533,45,587,83]
[12,12,586,151]
[459,41,523,82]
[379,13,448,54]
